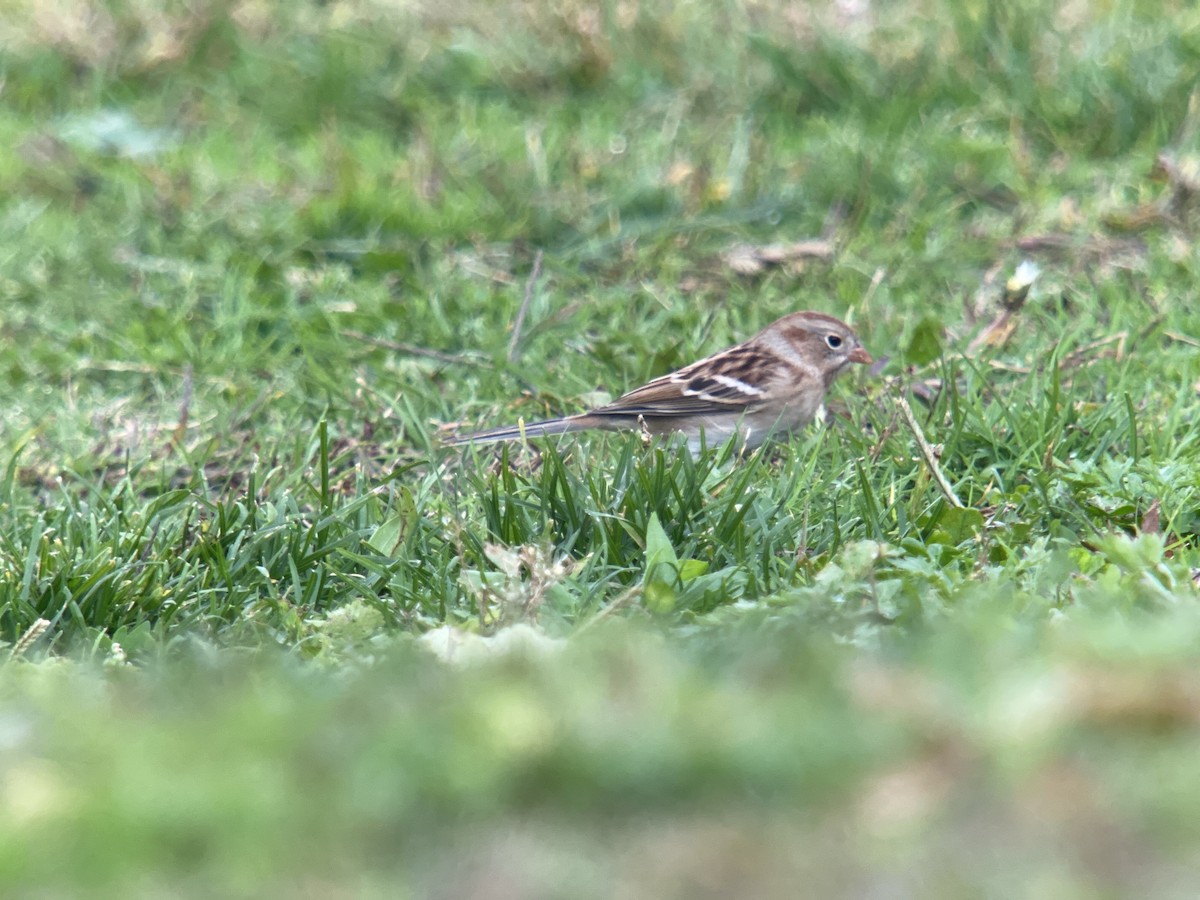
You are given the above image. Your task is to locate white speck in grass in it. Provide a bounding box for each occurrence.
[1010,259,1041,291]
[57,109,178,159]
[105,642,128,668]
[420,624,565,666]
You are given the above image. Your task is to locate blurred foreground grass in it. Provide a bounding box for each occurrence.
[1,0,1200,894]
[6,607,1200,898]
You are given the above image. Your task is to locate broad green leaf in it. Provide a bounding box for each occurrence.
[904,315,944,366]
[643,579,677,615]
[644,512,678,572]
[368,488,417,556]
[937,507,985,544]
[644,512,680,614]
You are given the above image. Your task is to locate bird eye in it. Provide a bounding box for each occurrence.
[825,334,843,350]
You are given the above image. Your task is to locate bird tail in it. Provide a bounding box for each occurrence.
[447,415,589,446]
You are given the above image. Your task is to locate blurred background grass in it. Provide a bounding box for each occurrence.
[1,0,1200,895]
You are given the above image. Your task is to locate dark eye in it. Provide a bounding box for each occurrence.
[825,334,843,350]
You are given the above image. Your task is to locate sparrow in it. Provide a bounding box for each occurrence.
[451,311,871,453]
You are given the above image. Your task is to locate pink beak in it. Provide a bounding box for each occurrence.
[849,346,873,365]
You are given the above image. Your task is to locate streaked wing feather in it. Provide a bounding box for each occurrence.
[588,348,775,419]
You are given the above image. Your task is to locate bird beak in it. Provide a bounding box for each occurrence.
[849,346,873,365]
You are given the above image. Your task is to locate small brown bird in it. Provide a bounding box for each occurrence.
[452,311,871,454]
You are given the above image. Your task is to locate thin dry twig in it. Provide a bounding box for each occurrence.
[722,239,834,276]
[172,363,193,446]
[984,360,1032,374]
[1131,314,1167,351]
[1166,330,1200,348]
[861,266,886,309]
[1056,314,1161,370]
[508,249,544,363]
[1060,332,1127,370]
[896,395,963,509]
[1015,232,1149,261]
[913,325,1139,400]
[343,330,492,367]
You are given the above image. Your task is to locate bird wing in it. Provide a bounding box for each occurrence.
[587,346,774,420]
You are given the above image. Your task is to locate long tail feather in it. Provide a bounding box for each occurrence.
[449,415,588,446]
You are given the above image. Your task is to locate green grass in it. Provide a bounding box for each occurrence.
[1,0,1199,894]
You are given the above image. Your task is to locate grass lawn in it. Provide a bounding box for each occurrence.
[1,0,1199,895]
